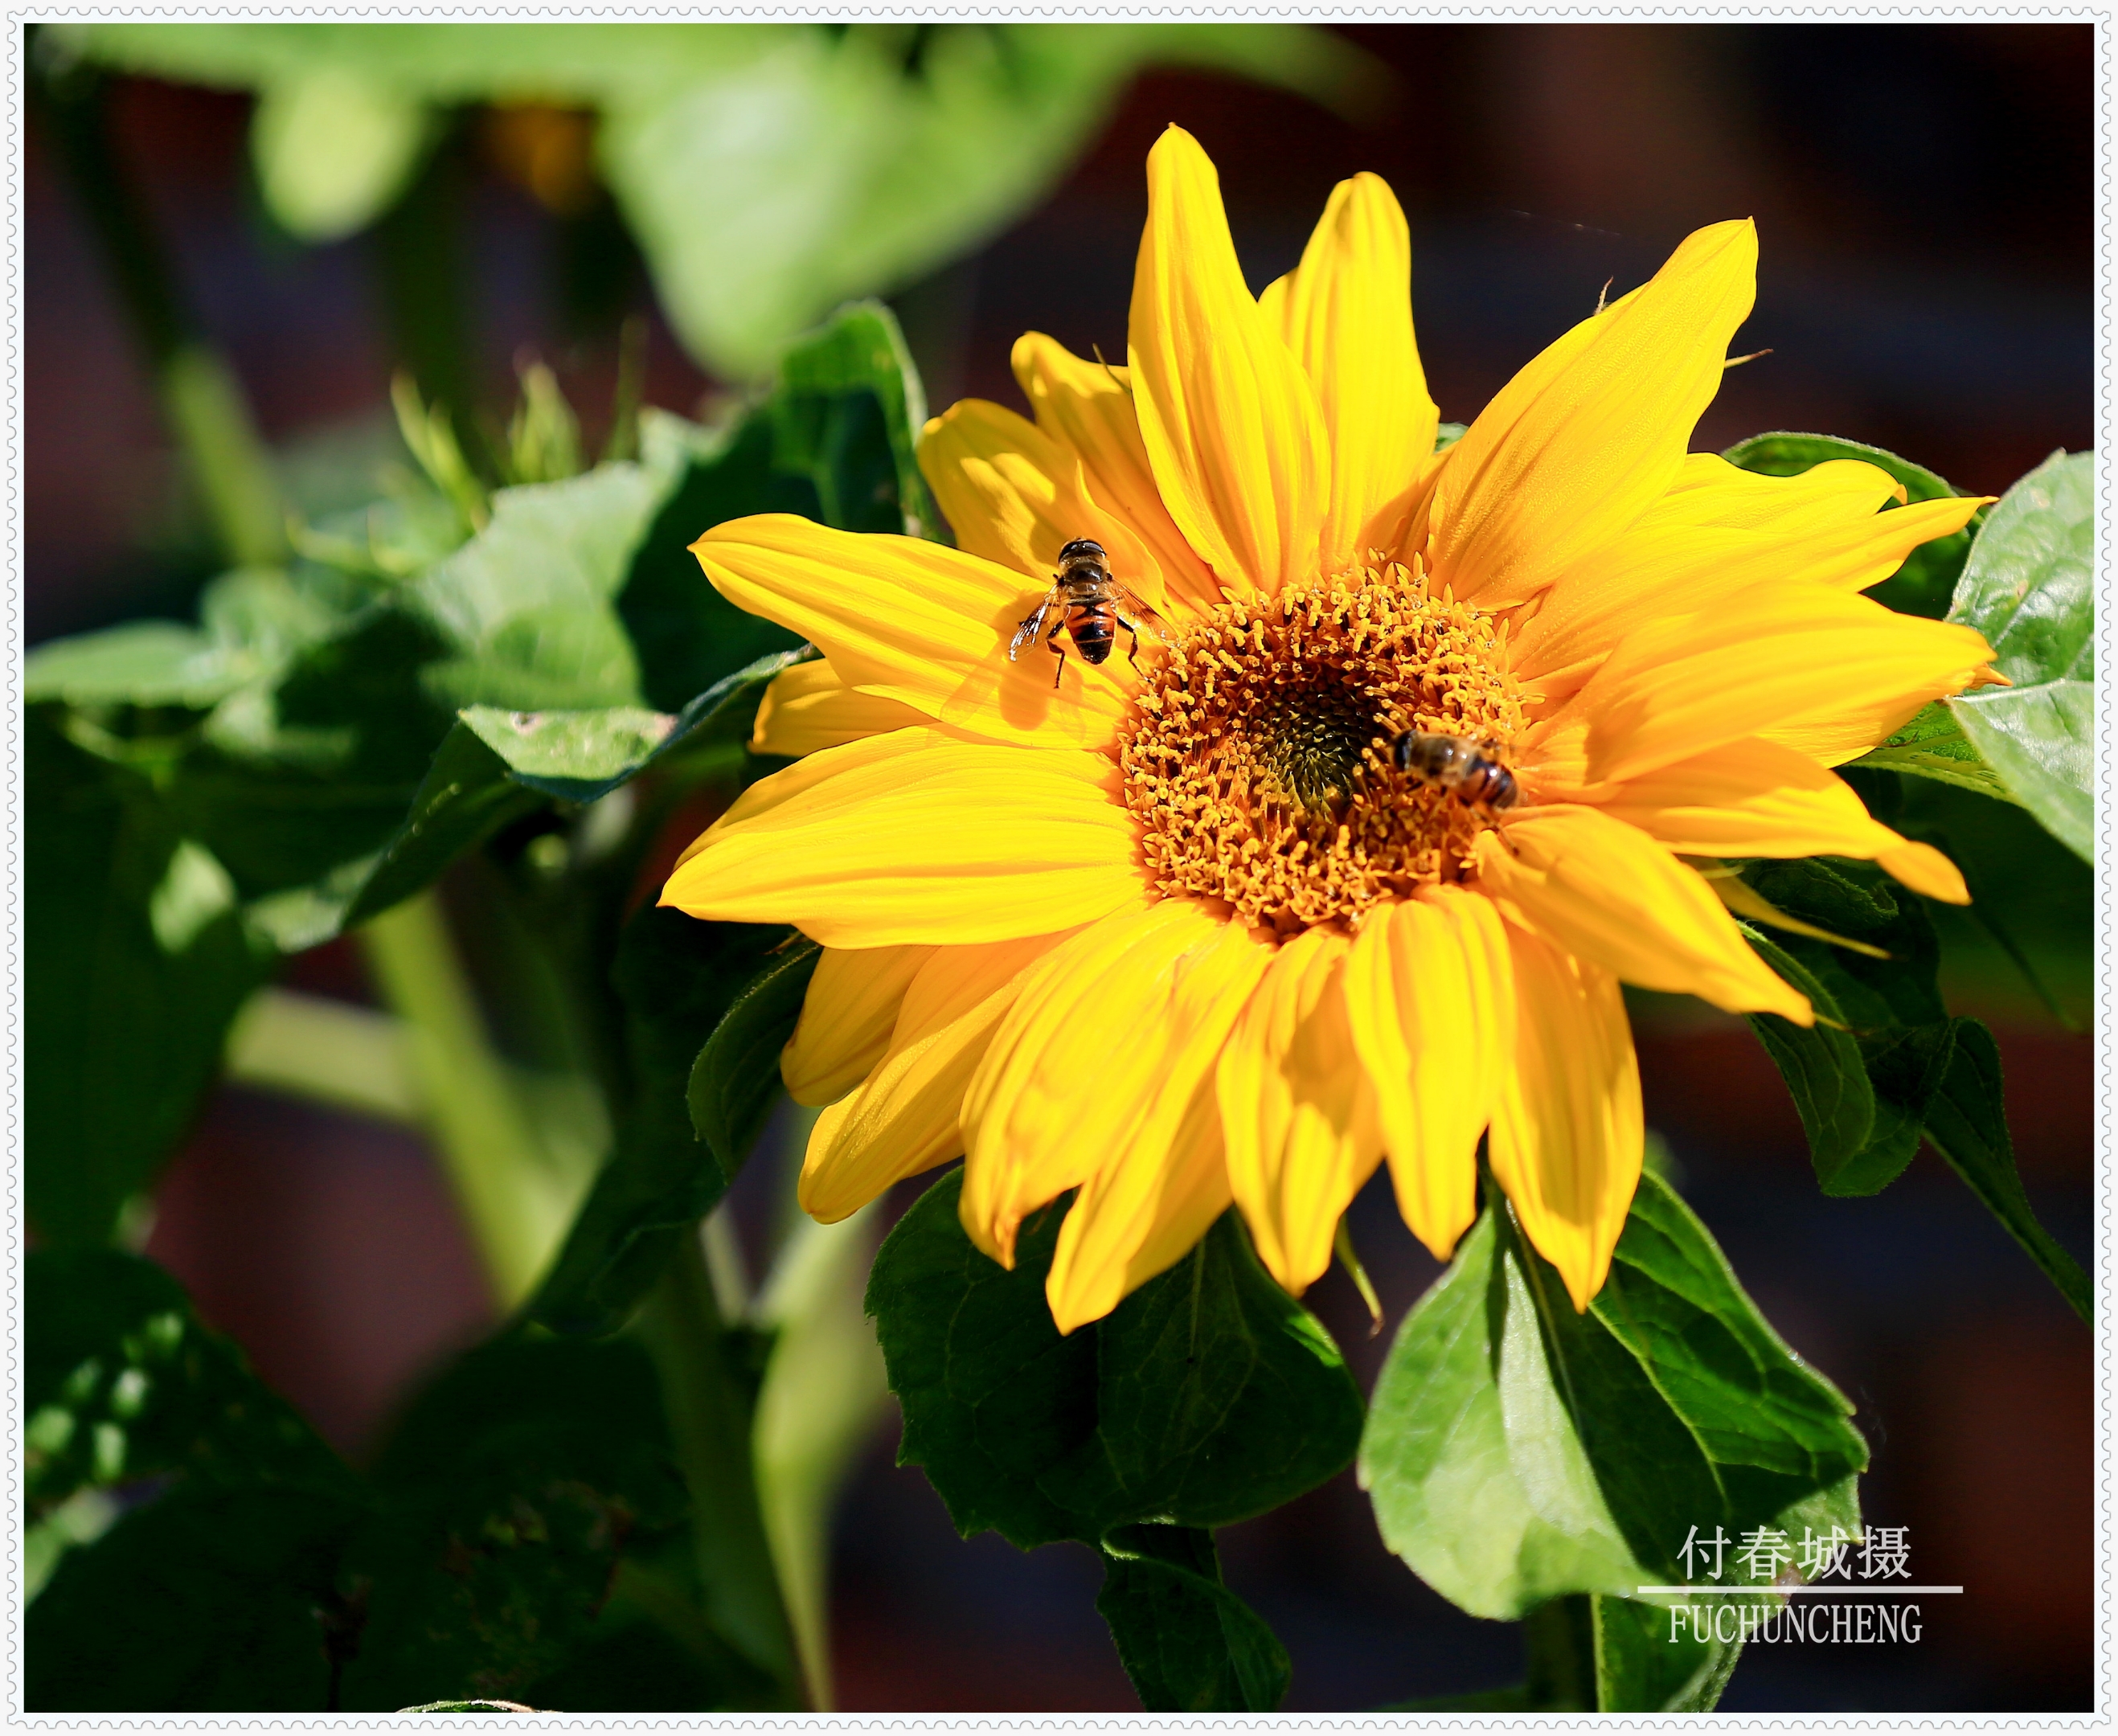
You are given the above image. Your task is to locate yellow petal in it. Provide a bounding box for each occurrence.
[1875,842,1972,904]
[781,944,936,1107]
[1576,735,1969,902]
[1648,452,1906,534]
[1474,805,1812,1022]
[1429,219,1757,608]
[1760,693,1970,769]
[799,934,1070,1222]
[1342,886,1514,1262]
[1128,125,1329,595]
[1041,913,1275,1332]
[959,899,1264,1272]
[1530,586,1996,784]
[692,514,1132,751]
[661,729,1143,948]
[1010,333,1222,613]
[1258,172,1437,569]
[1487,922,1643,1311]
[1218,927,1383,1295]
[1510,493,1989,699]
[916,398,1176,614]
[751,658,926,757]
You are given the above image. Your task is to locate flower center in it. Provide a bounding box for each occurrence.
[1118,560,1523,936]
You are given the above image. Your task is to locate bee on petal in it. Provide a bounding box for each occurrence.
[1009,538,1170,689]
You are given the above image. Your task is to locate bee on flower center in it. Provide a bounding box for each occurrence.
[1391,731,1521,811]
[1009,538,1170,689]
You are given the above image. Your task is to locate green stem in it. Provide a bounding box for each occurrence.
[356,892,557,1308]
[1523,1594,1599,1712]
[29,47,284,567]
[750,1203,887,1712]
[637,1230,800,1705]
[223,989,422,1126]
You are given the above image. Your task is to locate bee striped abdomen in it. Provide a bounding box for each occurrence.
[1459,758,1518,809]
[1067,602,1117,662]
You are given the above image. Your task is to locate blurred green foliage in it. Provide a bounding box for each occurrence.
[53,21,1385,378]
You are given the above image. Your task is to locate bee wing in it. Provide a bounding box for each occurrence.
[1112,585,1174,646]
[1008,587,1063,661]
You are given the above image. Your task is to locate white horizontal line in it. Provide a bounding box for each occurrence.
[1634,1586,1964,1596]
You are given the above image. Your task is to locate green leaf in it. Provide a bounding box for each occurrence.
[1944,449,2094,860]
[1737,858,1951,1197]
[868,1170,1364,1552]
[338,1335,690,1712]
[24,620,252,709]
[253,68,436,242]
[26,719,276,1244]
[531,914,798,1338]
[463,649,801,805]
[1947,448,2094,683]
[1358,1175,1866,1623]
[26,1248,350,1518]
[1735,927,1875,1185]
[617,304,932,711]
[410,443,686,712]
[1744,861,2090,1318]
[1949,682,2093,862]
[1096,1525,1289,1713]
[1846,701,2020,805]
[686,936,821,1181]
[457,705,678,791]
[770,300,937,539]
[1920,1019,2091,1322]
[600,23,1379,376]
[1720,431,1979,617]
[1593,1591,1743,1713]
[344,650,795,934]
[26,1485,367,1712]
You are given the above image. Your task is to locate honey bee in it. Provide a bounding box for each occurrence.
[1392,731,1521,811]
[1009,538,1170,689]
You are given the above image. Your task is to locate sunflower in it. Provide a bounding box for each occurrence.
[663,126,1997,1332]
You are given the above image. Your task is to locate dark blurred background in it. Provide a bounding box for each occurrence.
[27,22,2095,1713]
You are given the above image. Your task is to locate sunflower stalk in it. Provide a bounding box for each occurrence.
[638,1229,802,1705]
[354,891,572,1308]
[1522,1595,1600,1711]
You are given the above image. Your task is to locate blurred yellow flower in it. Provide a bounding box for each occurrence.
[664,125,1996,1331]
